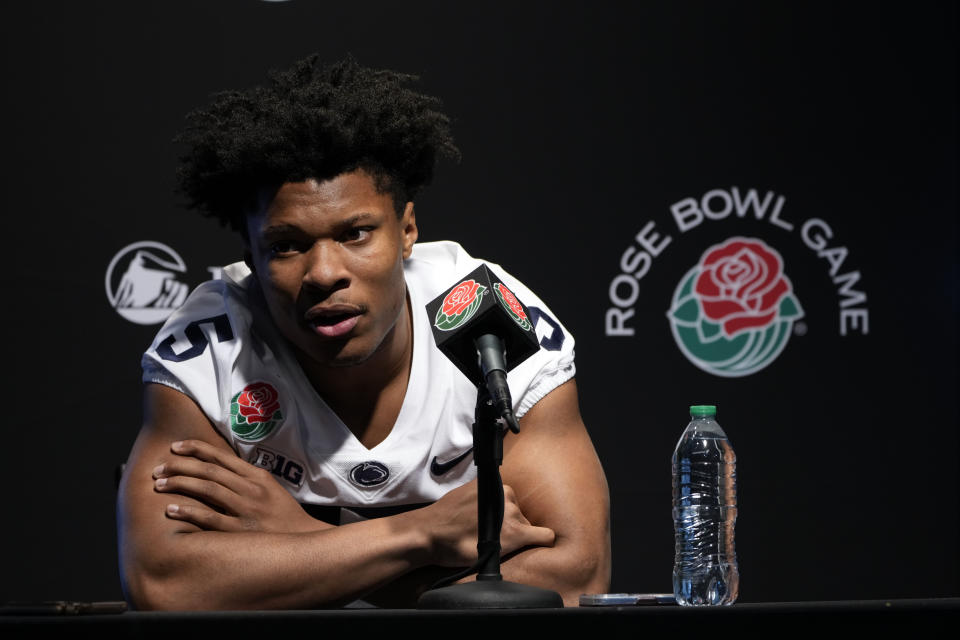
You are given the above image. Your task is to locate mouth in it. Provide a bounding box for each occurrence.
[305,305,363,338]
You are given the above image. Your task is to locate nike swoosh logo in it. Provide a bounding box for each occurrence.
[430,448,474,476]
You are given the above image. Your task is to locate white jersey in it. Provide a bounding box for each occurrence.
[141,241,575,522]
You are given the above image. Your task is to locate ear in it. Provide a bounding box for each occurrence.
[401,202,418,260]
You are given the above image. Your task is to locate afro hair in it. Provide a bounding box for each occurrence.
[174,54,460,233]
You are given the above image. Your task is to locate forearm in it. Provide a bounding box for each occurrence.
[492,380,612,607]
[122,511,430,610]
[361,538,610,609]
[122,380,560,610]
[493,536,611,607]
[361,565,466,608]
[361,544,607,609]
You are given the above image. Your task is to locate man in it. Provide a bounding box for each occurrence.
[116,54,610,610]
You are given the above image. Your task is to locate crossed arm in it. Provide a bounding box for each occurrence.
[116,379,610,610]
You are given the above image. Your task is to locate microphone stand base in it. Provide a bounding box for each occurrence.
[417,578,564,609]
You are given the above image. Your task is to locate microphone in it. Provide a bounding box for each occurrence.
[426,264,541,430]
[419,264,565,610]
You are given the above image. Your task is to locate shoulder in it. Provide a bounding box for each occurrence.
[404,241,482,289]
[141,262,257,412]
[145,263,254,355]
[405,241,537,302]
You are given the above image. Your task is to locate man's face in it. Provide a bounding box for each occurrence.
[244,169,417,369]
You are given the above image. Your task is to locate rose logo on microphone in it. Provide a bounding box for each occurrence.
[426,265,541,387]
[667,236,804,377]
[493,283,532,331]
[434,279,487,331]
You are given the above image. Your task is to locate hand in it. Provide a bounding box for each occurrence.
[152,439,326,534]
[420,480,556,567]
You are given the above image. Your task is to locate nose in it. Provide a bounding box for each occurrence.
[302,240,350,292]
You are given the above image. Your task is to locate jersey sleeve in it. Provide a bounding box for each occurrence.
[492,266,576,418]
[140,279,247,430]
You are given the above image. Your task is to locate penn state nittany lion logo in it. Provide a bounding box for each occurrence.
[349,461,390,487]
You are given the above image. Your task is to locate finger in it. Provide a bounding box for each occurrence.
[502,501,530,526]
[155,474,243,514]
[501,524,555,556]
[165,502,243,532]
[526,524,556,548]
[171,439,255,477]
[154,458,255,497]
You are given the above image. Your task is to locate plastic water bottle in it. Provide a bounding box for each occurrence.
[672,404,739,605]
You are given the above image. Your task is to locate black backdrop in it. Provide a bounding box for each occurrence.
[1,0,956,605]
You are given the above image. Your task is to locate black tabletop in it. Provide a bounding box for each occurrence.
[2,598,958,635]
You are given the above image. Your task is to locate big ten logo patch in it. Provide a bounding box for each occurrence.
[253,447,305,488]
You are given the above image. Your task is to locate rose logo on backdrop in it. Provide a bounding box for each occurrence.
[230,381,284,441]
[105,241,190,325]
[434,279,487,331]
[667,236,804,377]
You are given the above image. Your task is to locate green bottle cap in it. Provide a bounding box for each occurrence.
[689,405,716,417]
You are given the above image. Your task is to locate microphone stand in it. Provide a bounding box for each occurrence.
[417,341,564,609]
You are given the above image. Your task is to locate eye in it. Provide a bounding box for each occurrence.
[342,226,374,243]
[268,241,297,257]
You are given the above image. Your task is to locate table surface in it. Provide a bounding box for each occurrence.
[2,597,958,634]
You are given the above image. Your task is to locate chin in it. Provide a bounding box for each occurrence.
[302,338,377,369]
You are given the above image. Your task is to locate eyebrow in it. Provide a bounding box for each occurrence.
[339,212,378,226]
[259,213,378,240]
[260,223,299,236]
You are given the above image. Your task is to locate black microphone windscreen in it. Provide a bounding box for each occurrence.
[425,264,540,386]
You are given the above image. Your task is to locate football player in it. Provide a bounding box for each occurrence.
[116,54,610,609]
